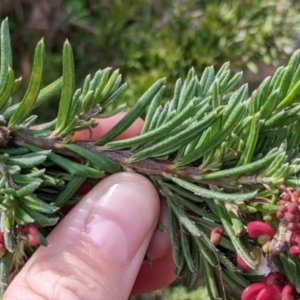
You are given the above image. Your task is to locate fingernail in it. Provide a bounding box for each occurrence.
[85,181,157,263]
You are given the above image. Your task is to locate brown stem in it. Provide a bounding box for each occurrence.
[11,131,207,181]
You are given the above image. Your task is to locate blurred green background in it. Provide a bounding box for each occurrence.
[1,0,300,298]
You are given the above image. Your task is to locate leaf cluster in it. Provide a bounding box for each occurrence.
[1,17,300,299]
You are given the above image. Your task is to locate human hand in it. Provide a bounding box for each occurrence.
[3,114,176,300]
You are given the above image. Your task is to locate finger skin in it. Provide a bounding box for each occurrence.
[5,113,176,299]
[4,173,161,300]
[73,112,144,141]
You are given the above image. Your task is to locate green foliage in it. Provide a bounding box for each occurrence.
[2,0,300,121]
[1,6,300,299]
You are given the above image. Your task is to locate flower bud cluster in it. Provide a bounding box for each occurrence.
[277,186,300,232]
[241,272,298,300]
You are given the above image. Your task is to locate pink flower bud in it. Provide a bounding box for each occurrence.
[247,221,275,242]
[282,283,297,300]
[0,231,4,244]
[287,222,299,232]
[210,226,224,245]
[22,224,40,246]
[289,245,300,257]
[261,272,286,287]
[276,210,285,219]
[256,285,282,300]
[241,282,267,300]
[291,232,300,246]
[282,193,292,202]
[278,199,289,206]
[285,212,298,223]
[287,203,299,214]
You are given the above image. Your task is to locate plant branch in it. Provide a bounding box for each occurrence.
[9,129,208,180]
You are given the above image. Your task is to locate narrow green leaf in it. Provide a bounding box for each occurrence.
[22,195,58,214]
[223,71,243,93]
[15,182,41,198]
[96,78,164,145]
[197,150,277,180]
[200,66,215,96]
[178,77,197,110]
[7,151,49,168]
[101,82,128,109]
[214,199,256,269]
[180,224,196,273]
[177,103,245,166]
[172,78,182,109]
[260,89,279,120]
[21,143,104,178]
[203,257,220,299]
[15,205,35,224]
[0,67,14,111]
[92,68,110,105]
[106,99,199,150]
[168,204,182,267]
[279,49,300,99]
[0,19,12,93]
[9,39,45,127]
[171,177,257,202]
[53,176,85,207]
[238,114,260,166]
[4,77,63,119]
[277,78,300,109]
[20,203,58,227]
[97,69,120,103]
[62,144,121,173]
[130,108,219,162]
[167,197,201,236]
[55,40,75,134]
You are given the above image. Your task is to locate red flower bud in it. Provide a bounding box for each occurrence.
[247,221,274,242]
[287,203,299,214]
[287,222,299,232]
[256,285,282,300]
[278,199,289,206]
[241,282,267,300]
[282,283,297,300]
[0,231,4,244]
[289,245,300,257]
[261,272,286,287]
[276,211,285,219]
[210,226,224,245]
[291,232,300,246]
[282,193,292,202]
[22,224,40,246]
[285,212,298,223]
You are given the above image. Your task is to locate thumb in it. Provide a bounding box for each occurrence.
[4,173,160,300]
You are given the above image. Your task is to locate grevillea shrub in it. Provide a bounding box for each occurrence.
[2,18,300,299]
